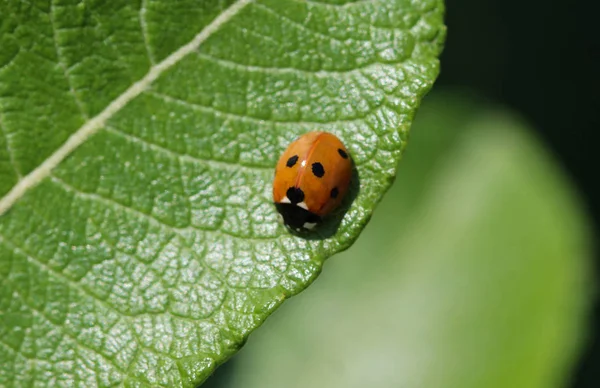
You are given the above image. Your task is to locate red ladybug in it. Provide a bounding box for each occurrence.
[273,131,352,231]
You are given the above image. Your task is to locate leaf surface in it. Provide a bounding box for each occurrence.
[214,92,592,388]
[0,0,445,386]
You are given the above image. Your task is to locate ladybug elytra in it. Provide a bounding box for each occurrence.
[273,131,352,232]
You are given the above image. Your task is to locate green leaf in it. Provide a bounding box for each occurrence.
[214,92,593,388]
[0,1,445,386]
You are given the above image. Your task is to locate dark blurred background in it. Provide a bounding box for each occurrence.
[439,1,598,386]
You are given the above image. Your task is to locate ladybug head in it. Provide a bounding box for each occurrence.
[275,202,321,232]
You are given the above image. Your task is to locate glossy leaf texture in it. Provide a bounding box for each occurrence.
[212,91,593,388]
[0,0,445,387]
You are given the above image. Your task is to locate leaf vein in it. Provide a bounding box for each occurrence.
[0,232,137,320]
[0,234,207,376]
[147,90,371,126]
[0,0,255,217]
[301,0,373,7]
[196,52,386,77]
[0,235,130,374]
[254,2,370,43]
[49,0,89,119]
[12,290,127,374]
[233,24,281,46]
[48,175,278,293]
[104,125,273,172]
[0,338,18,355]
[85,217,176,315]
[139,0,155,65]
[0,112,21,179]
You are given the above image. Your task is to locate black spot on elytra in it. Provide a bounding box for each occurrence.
[330,187,339,199]
[286,187,304,204]
[286,155,299,167]
[338,148,348,159]
[312,162,325,178]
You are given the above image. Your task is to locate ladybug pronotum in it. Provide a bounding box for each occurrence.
[273,131,352,232]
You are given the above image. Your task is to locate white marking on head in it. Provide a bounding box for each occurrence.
[301,160,307,167]
[280,196,291,204]
[297,201,308,210]
[303,222,317,230]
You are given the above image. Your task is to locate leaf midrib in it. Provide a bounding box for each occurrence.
[0,0,254,217]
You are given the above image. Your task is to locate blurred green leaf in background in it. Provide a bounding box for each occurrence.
[205,91,594,388]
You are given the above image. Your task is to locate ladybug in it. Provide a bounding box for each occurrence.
[273,131,352,232]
